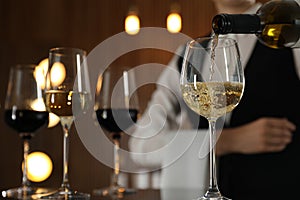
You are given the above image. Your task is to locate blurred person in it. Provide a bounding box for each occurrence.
[129,0,300,199]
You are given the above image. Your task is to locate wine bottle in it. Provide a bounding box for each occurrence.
[212,0,300,49]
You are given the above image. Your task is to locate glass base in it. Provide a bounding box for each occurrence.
[2,186,54,200]
[40,188,90,200]
[93,185,136,199]
[196,190,231,200]
[197,197,231,200]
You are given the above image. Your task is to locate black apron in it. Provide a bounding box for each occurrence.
[218,41,300,199]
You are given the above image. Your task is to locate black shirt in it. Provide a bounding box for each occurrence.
[218,41,300,199]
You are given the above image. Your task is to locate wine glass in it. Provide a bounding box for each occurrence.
[93,67,139,198]
[2,64,51,199]
[180,36,244,200]
[42,47,91,199]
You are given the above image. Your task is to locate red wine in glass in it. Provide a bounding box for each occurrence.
[2,64,51,200]
[96,108,138,139]
[93,68,139,198]
[4,109,49,138]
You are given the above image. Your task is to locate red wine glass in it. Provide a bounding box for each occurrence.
[94,67,139,198]
[2,64,51,199]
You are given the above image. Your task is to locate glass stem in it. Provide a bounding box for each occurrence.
[60,117,74,191]
[112,138,120,187]
[22,137,30,188]
[205,120,222,198]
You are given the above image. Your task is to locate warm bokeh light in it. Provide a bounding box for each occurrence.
[31,98,60,128]
[96,75,103,95]
[31,98,46,112]
[167,12,182,33]
[34,67,45,89]
[34,58,49,89]
[125,14,140,35]
[48,112,60,128]
[38,58,49,73]
[26,152,53,182]
[50,62,66,87]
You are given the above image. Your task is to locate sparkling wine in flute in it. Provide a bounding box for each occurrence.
[44,90,90,117]
[181,82,243,119]
[42,47,91,200]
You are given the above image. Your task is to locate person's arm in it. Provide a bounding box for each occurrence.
[216,117,296,156]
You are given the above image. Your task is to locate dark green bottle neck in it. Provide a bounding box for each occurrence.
[212,14,261,34]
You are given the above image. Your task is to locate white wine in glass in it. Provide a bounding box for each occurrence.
[180,36,244,200]
[43,47,91,200]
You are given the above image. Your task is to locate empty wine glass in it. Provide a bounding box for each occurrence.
[93,67,139,199]
[2,64,51,199]
[42,47,91,199]
[180,36,244,200]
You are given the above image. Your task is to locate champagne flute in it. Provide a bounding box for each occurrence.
[93,67,139,198]
[180,37,244,200]
[2,64,50,199]
[43,47,91,199]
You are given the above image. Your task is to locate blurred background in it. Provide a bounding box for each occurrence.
[0,0,268,195]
